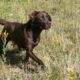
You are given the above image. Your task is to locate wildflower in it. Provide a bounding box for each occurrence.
[2,31,8,62]
[52,36,61,45]
[2,31,8,37]
[9,13,13,16]
[2,31,8,44]
[67,67,78,80]
[42,56,50,62]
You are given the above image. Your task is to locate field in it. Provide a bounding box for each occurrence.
[0,0,80,80]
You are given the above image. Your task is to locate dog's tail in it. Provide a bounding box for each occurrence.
[0,19,8,25]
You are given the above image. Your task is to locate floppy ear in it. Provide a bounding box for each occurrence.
[29,11,40,21]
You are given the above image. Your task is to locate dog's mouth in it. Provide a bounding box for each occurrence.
[44,26,50,30]
[42,23,51,30]
[37,20,51,30]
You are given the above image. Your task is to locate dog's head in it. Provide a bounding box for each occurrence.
[29,11,51,30]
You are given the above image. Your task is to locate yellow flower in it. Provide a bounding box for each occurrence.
[9,13,13,16]
[52,36,61,45]
[2,31,8,37]
[67,67,75,73]
[67,67,78,80]
[42,56,50,62]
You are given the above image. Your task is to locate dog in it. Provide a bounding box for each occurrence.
[0,11,51,68]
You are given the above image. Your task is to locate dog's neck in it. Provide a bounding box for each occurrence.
[25,20,43,44]
[26,20,43,34]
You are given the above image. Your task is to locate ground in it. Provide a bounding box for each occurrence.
[0,0,80,80]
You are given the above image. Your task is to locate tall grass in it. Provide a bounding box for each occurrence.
[0,0,80,80]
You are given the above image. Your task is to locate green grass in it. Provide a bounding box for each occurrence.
[0,0,80,80]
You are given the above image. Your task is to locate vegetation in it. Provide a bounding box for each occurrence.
[0,0,80,80]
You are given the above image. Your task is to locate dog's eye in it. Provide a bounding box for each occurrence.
[42,16,44,19]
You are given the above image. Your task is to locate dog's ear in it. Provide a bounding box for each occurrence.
[29,11,40,21]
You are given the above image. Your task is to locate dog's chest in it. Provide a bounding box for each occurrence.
[32,32,40,46]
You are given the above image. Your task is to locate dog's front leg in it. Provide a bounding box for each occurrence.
[24,30,45,69]
[24,53,30,71]
[24,53,29,63]
[25,43,45,66]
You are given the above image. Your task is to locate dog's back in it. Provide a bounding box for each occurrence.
[0,19,23,33]
[0,19,9,25]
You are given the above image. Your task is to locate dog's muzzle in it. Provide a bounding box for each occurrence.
[44,22,51,30]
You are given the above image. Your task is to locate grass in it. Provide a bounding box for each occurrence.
[0,0,80,80]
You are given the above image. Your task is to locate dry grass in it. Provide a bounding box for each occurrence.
[0,0,80,80]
